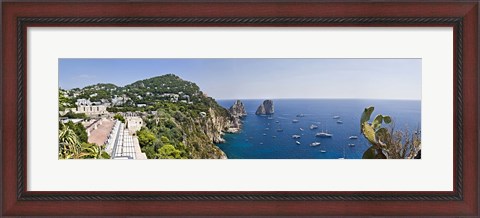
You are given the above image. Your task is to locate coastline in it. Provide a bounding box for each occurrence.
[215,98,421,159]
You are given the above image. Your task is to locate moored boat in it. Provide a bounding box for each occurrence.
[316,132,333,138]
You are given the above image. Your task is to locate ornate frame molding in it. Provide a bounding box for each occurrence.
[16,17,463,201]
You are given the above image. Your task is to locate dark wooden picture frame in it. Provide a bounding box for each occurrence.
[2,1,478,216]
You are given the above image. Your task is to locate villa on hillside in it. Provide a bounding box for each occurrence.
[77,105,108,116]
[126,116,144,135]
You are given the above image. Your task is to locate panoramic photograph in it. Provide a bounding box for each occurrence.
[58,58,421,160]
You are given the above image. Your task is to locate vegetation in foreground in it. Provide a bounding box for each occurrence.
[360,106,421,159]
[58,121,110,159]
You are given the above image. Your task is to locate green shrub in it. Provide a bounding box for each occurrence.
[156,144,181,159]
[63,121,88,143]
[136,127,156,148]
[113,113,125,123]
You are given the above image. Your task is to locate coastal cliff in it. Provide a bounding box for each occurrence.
[195,107,234,159]
[140,98,234,159]
[127,74,237,159]
[255,100,275,115]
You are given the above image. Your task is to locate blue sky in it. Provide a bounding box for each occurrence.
[59,58,421,100]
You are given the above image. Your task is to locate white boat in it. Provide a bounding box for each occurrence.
[320,150,327,153]
[276,128,284,132]
[296,141,301,145]
[262,133,267,136]
[316,132,333,138]
[310,124,318,130]
[265,128,270,130]
[275,121,280,123]
[336,120,343,124]
[292,135,301,139]
[348,143,355,147]
[333,115,341,119]
[299,128,304,131]
[310,142,321,147]
[349,136,358,139]
[292,119,299,123]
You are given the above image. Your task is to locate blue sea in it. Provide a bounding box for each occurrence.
[216,99,421,159]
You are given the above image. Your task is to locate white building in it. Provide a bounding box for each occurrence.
[76,98,92,106]
[126,116,143,135]
[112,96,129,106]
[77,105,108,116]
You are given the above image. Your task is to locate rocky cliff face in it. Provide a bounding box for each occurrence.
[204,108,232,144]
[186,108,238,159]
[255,100,275,115]
[229,100,247,118]
[177,102,242,159]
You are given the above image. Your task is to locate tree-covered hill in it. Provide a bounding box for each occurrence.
[126,74,200,96]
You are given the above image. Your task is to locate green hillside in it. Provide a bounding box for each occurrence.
[62,74,236,159]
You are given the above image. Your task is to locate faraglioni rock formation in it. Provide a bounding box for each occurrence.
[255,100,274,115]
[227,100,246,133]
[229,100,247,118]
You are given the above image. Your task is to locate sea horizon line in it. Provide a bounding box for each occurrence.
[214,97,421,101]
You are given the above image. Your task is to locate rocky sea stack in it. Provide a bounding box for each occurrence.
[229,100,247,118]
[255,100,274,115]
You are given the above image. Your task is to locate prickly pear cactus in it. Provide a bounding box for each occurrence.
[360,106,392,159]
